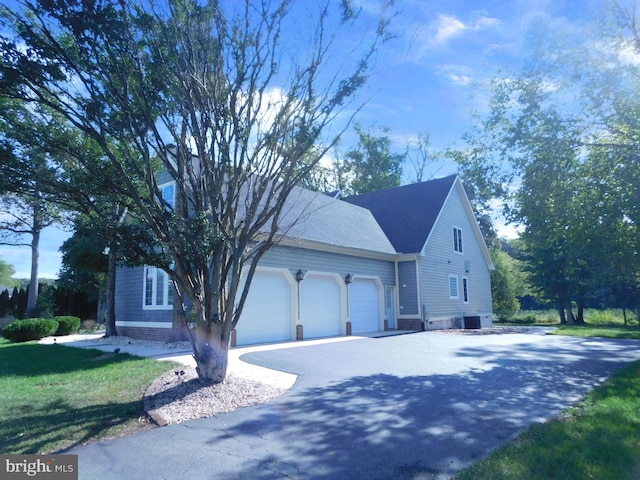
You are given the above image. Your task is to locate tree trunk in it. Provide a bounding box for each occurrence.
[565,301,575,325]
[96,285,107,324]
[168,297,190,342]
[558,304,566,324]
[194,336,230,384]
[192,318,231,384]
[576,300,585,324]
[104,242,118,337]
[26,229,40,317]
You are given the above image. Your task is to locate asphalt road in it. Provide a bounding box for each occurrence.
[68,330,640,479]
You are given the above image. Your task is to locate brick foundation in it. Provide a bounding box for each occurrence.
[117,326,172,342]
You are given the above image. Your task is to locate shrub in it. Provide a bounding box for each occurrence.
[2,318,59,343]
[53,316,81,336]
[80,319,97,332]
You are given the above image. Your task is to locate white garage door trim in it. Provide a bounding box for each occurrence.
[300,272,346,339]
[349,277,383,334]
[235,267,296,346]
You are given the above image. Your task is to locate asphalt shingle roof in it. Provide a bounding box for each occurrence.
[277,185,397,255]
[343,175,457,254]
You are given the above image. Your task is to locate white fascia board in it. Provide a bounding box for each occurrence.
[277,237,398,261]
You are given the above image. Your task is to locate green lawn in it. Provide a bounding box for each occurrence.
[459,316,640,479]
[0,339,178,454]
[456,360,640,480]
[550,325,640,340]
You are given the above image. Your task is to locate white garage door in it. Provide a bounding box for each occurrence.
[235,270,293,346]
[301,275,342,338]
[350,278,381,334]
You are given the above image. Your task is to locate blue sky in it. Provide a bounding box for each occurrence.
[1,0,626,278]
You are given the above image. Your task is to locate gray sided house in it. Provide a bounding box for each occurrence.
[115,174,495,344]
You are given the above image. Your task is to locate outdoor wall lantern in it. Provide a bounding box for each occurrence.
[345,273,353,284]
[296,269,305,282]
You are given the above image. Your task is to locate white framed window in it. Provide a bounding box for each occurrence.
[159,181,175,209]
[462,276,469,303]
[453,226,463,253]
[143,266,174,310]
[448,275,459,299]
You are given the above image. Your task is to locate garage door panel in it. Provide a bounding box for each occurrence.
[301,275,342,338]
[235,271,293,345]
[350,279,381,334]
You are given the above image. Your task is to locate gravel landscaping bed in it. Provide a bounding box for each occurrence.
[144,367,287,425]
[49,334,289,426]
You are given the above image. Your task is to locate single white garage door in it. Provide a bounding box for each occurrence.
[235,270,293,346]
[301,275,342,338]
[350,278,381,333]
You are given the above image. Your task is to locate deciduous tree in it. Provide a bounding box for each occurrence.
[0,0,393,382]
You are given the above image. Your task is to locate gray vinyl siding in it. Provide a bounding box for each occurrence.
[115,266,173,324]
[397,260,419,315]
[115,245,395,326]
[420,186,493,320]
[259,245,395,285]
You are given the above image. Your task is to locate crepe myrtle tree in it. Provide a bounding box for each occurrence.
[0,0,394,382]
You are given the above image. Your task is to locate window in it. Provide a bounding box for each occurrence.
[448,275,459,299]
[159,182,175,209]
[143,266,174,309]
[462,277,469,303]
[453,227,463,253]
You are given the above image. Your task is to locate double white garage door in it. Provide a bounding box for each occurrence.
[234,270,382,346]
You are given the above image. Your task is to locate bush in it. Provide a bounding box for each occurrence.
[53,316,81,336]
[2,318,59,343]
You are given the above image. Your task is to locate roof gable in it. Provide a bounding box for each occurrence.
[344,175,457,253]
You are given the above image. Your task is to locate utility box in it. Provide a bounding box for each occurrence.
[464,316,481,329]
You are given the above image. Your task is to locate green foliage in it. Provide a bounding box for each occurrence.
[452,5,640,316]
[29,282,56,318]
[498,310,559,325]
[2,318,59,342]
[490,247,526,318]
[0,289,10,317]
[0,257,18,288]
[53,316,81,336]
[344,124,405,195]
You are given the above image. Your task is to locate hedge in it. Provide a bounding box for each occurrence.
[2,318,59,343]
[53,316,81,336]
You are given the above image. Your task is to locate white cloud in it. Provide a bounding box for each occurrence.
[430,13,501,46]
[433,14,466,45]
[436,65,474,87]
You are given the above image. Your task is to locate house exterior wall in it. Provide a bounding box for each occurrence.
[114,244,396,341]
[420,185,493,330]
[260,245,395,286]
[114,266,174,340]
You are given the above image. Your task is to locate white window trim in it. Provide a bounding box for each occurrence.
[143,266,174,310]
[453,226,463,254]
[448,274,459,300]
[462,276,469,304]
[158,181,176,209]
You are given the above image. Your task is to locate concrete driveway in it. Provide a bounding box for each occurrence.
[68,330,640,479]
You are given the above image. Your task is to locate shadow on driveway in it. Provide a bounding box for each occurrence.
[70,333,640,480]
[206,334,640,479]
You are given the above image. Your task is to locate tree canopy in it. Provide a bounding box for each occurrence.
[0,0,393,381]
[450,2,640,321]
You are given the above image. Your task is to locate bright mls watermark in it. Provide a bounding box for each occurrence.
[0,455,77,479]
